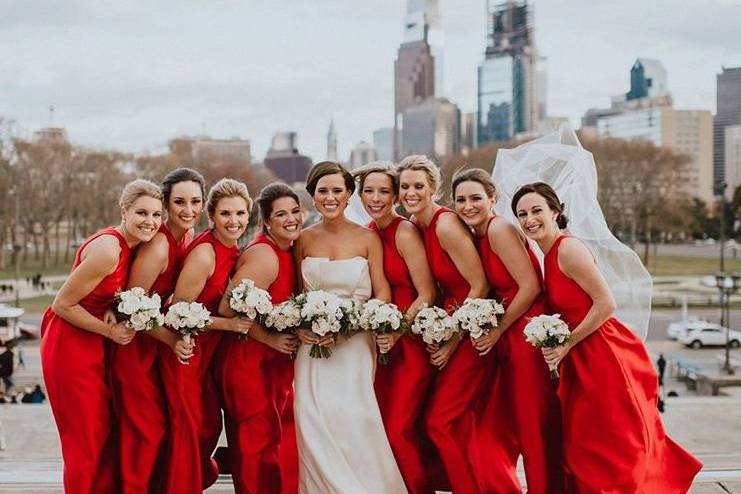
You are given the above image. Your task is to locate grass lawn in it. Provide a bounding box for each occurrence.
[646,255,741,276]
[0,257,71,280]
[16,294,55,314]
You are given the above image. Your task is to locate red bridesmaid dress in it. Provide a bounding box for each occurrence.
[370,217,441,494]
[40,227,130,493]
[217,233,298,494]
[159,229,239,494]
[545,235,701,493]
[415,208,494,494]
[475,216,563,494]
[111,223,186,493]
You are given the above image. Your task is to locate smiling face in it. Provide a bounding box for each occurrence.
[515,192,559,242]
[167,180,204,232]
[313,173,351,220]
[360,172,396,221]
[212,195,249,241]
[454,180,495,231]
[399,169,434,215]
[266,196,302,243]
[122,195,163,243]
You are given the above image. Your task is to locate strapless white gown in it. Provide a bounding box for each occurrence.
[294,257,408,494]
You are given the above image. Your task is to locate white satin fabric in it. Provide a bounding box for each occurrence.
[294,257,408,494]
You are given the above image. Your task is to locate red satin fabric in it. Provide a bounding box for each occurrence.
[370,217,440,494]
[111,223,188,494]
[40,227,130,493]
[415,208,493,494]
[545,235,702,492]
[218,233,298,494]
[475,217,564,494]
[160,229,239,494]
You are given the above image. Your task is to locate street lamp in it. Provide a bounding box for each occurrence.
[714,272,740,375]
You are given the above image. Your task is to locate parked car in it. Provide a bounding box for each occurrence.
[667,318,718,340]
[678,325,741,349]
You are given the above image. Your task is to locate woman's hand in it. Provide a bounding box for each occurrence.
[266,333,300,355]
[542,343,572,370]
[103,309,117,325]
[430,337,460,369]
[172,337,195,362]
[225,317,254,335]
[376,332,401,354]
[108,321,136,345]
[296,329,319,345]
[472,328,503,356]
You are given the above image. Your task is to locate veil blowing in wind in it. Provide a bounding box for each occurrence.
[492,124,652,340]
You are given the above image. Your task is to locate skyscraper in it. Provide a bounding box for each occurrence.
[714,66,741,193]
[626,58,669,101]
[349,141,378,169]
[401,97,461,160]
[327,119,338,162]
[477,0,537,145]
[404,0,444,95]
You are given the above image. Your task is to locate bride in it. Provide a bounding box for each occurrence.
[293,161,409,494]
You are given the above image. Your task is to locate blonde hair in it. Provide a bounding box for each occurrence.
[206,178,253,218]
[351,161,398,195]
[119,179,163,210]
[395,154,441,193]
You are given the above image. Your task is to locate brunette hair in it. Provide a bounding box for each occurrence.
[511,182,569,229]
[305,161,355,196]
[119,179,163,210]
[257,182,300,234]
[451,168,497,199]
[206,178,253,219]
[395,154,441,193]
[161,167,206,205]
[351,161,399,195]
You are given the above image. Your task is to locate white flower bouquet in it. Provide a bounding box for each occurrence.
[264,299,303,332]
[114,287,164,331]
[452,298,505,340]
[410,305,457,346]
[164,301,211,347]
[228,278,273,340]
[523,314,571,379]
[294,290,360,359]
[358,299,404,365]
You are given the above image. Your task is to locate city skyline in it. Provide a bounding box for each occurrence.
[1,0,739,162]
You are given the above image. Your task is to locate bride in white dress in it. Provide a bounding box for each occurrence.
[293,162,409,494]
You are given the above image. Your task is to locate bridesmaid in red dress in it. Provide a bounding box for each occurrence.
[512,182,702,493]
[40,179,163,494]
[111,168,205,493]
[216,182,301,494]
[160,178,253,494]
[396,155,491,494]
[352,163,438,494]
[452,169,563,494]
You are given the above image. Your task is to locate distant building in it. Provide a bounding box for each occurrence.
[477,0,538,145]
[714,67,741,193]
[724,125,741,199]
[460,112,476,155]
[348,141,378,169]
[404,0,444,96]
[373,127,396,162]
[327,120,338,162]
[264,132,312,184]
[33,127,68,145]
[191,137,251,165]
[626,58,670,101]
[402,97,460,160]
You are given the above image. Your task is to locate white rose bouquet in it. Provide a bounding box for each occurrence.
[358,299,404,365]
[264,299,303,332]
[294,290,360,359]
[411,305,457,346]
[164,301,211,348]
[114,287,164,331]
[228,278,273,340]
[523,314,571,379]
[452,298,505,340]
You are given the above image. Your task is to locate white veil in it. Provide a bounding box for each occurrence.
[345,190,372,226]
[492,123,652,340]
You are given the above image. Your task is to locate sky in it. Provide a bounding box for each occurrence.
[1,0,740,163]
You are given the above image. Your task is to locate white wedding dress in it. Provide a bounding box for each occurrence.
[294,257,408,494]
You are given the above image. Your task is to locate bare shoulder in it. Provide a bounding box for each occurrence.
[82,234,121,264]
[396,218,423,243]
[184,241,215,265]
[436,210,467,239]
[240,242,278,265]
[136,232,169,261]
[488,217,521,246]
[557,237,594,271]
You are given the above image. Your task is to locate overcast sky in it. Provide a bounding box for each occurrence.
[1,0,740,162]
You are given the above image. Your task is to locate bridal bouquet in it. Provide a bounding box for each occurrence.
[411,305,457,346]
[264,299,303,332]
[114,287,164,331]
[294,290,359,359]
[358,299,404,365]
[452,298,505,339]
[228,279,273,340]
[523,314,571,379]
[164,301,211,347]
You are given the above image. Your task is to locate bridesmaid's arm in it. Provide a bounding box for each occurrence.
[543,237,616,368]
[51,235,133,344]
[436,213,488,299]
[367,231,392,302]
[396,220,436,321]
